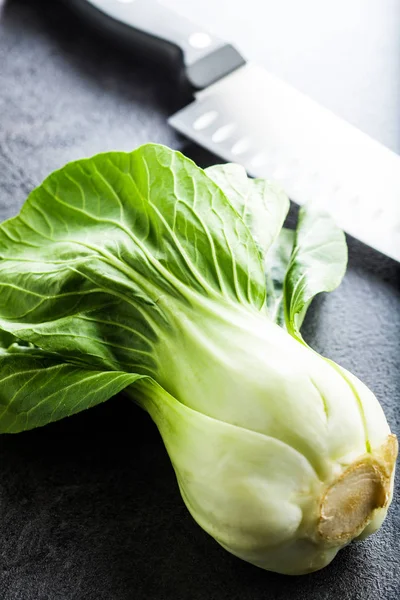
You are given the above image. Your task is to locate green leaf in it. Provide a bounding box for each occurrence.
[0,341,142,433]
[265,228,295,326]
[283,206,348,338]
[0,144,265,373]
[200,166,346,337]
[0,145,267,431]
[205,164,290,259]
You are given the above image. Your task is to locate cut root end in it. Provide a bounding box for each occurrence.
[318,434,398,542]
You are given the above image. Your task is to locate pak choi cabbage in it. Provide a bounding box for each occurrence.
[0,144,396,575]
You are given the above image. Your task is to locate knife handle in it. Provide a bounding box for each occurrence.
[67,0,245,89]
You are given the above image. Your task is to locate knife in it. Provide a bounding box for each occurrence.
[68,0,400,262]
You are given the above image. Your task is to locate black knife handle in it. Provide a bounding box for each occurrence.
[67,0,245,89]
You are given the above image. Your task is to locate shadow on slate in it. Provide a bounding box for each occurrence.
[0,1,399,599]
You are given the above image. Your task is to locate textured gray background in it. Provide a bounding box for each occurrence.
[0,1,399,599]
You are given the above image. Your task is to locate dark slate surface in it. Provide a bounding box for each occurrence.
[0,1,399,599]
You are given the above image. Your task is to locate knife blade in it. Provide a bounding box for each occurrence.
[68,0,400,262]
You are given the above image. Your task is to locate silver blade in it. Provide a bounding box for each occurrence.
[169,64,400,262]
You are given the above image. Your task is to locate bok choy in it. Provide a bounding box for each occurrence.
[0,144,396,575]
